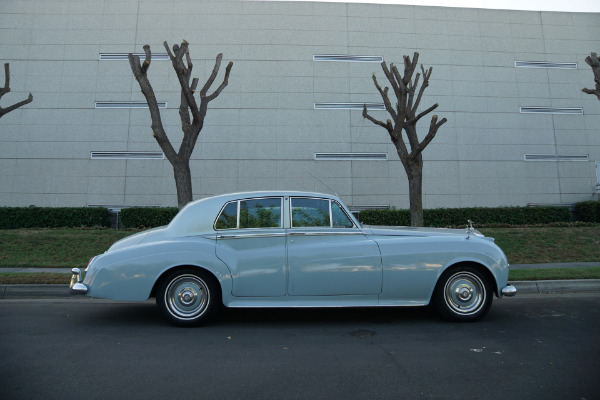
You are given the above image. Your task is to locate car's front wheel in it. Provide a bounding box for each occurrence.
[433,266,493,322]
[157,269,220,327]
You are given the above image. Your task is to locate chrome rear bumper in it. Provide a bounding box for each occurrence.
[501,285,517,297]
[70,268,88,294]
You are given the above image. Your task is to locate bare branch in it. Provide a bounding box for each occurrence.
[165,40,200,120]
[410,115,447,160]
[582,52,600,100]
[362,104,392,132]
[141,45,151,73]
[411,65,432,115]
[381,62,401,96]
[128,47,177,162]
[205,60,233,102]
[0,63,10,98]
[0,63,33,119]
[402,52,419,86]
[408,103,438,125]
[372,74,397,121]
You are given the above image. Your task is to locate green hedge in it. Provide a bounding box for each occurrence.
[359,206,572,227]
[0,206,109,229]
[1,201,595,230]
[119,207,179,229]
[574,201,600,223]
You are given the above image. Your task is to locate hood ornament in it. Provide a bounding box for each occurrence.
[466,219,474,239]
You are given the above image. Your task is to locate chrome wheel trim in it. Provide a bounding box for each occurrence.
[443,271,486,315]
[164,274,210,320]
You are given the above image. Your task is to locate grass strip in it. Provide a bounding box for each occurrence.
[0,229,133,268]
[0,273,71,285]
[480,226,600,264]
[509,267,600,281]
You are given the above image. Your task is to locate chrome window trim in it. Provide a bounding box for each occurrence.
[290,197,356,229]
[214,197,284,231]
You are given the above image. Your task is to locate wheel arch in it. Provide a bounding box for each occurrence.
[150,264,223,301]
[434,261,499,299]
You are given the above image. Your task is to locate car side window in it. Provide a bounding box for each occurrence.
[239,198,282,228]
[332,201,354,228]
[215,202,238,229]
[291,198,331,227]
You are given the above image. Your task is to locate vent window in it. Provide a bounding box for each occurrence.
[515,61,577,69]
[524,154,589,162]
[90,151,165,160]
[314,153,388,161]
[99,53,169,61]
[313,55,384,62]
[520,107,583,115]
[314,103,385,110]
[94,101,167,109]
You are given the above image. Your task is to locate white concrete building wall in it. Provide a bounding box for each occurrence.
[0,0,599,209]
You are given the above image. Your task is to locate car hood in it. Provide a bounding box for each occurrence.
[362,225,492,240]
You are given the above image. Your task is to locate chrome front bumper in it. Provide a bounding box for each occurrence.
[501,285,517,297]
[70,268,88,294]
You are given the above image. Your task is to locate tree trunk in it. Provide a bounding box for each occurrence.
[406,161,424,227]
[173,159,193,209]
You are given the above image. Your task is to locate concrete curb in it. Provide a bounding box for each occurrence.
[510,279,600,295]
[1,281,599,299]
[0,284,72,298]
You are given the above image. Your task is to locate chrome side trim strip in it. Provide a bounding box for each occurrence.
[217,231,363,239]
[288,231,363,236]
[217,233,287,239]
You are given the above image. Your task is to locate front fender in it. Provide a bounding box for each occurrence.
[375,235,508,305]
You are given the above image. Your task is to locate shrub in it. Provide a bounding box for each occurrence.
[119,207,179,229]
[359,206,572,227]
[574,201,600,223]
[0,206,109,229]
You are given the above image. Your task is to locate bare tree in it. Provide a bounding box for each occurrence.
[0,63,33,119]
[582,52,600,100]
[363,52,447,227]
[129,40,233,209]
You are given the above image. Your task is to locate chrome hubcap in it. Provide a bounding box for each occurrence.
[165,275,209,320]
[444,272,485,315]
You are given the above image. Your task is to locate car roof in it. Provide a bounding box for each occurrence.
[167,191,343,235]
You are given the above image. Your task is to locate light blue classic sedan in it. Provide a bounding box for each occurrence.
[71,191,516,326]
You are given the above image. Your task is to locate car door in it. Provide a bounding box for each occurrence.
[286,197,382,296]
[215,197,287,297]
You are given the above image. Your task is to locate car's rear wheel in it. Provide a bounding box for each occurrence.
[433,266,493,322]
[157,269,220,327]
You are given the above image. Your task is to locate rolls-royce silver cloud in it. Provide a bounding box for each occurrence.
[71,191,516,326]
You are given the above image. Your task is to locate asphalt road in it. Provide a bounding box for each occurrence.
[1,294,599,400]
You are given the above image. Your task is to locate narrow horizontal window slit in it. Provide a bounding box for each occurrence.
[515,61,577,69]
[99,53,169,61]
[90,151,165,160]
[524,154,589,162]
[95,101,167,109]
[313,55,384,62]
[314,153,388,161]
[520,107,583,115]
[314,103,385,110]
